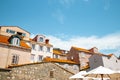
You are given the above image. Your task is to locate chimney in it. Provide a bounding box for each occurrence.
[45,39,49,44]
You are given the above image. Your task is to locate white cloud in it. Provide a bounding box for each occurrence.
[46,33,120,56]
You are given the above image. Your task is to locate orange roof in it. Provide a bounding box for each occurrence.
[20,41,31,49]
[0,35,30,49]
[0,35,9,44]
[53,49,67,56]
[44,57,77,64]
[107,53,113,57]
[72,46,92,54]
[53,49,62,55]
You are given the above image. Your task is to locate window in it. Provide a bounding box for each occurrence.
[12,38,20,46]
[39,46,43,51]
[32,44,36,50]
[73,65,78,70]
[71,56,74,60]
[64,64,68,69]
[38,55,43,62]
[47,47,50,52]
[31,54,35,62]
[6,29,15,34]
[81,52,85,57]
[54,54,58,58]
[81,62,86,67]
[39,37,44,42]
[22,33,26,36]
[50,71,54,78]
[12,54,19,64]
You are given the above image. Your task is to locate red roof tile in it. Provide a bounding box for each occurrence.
[0,35,9,44]
[0,35,30,49]
[43,57,78,64]
[72,46,93,54]
[53,49,66,56]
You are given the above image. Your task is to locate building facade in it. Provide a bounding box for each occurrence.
[67,46,98,70]
[30,34,53,62]
[89,54,120,71]
[0,62,75,80]
[53,48,68,60]
[0,26,30,41]
[0,26,31,68]
[43,57,79,73]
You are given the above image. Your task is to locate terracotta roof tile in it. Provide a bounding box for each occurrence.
[0,35,30,49]
[0,35,9,44]
[53,50,62,55]
[43,57,78,64]
[20,41,31,48]
[72,46,93,54]
[53,49,67,56]
[107,53,113,57]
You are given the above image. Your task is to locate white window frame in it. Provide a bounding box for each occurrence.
[12,38,20,46]
[39,37,44,42]
[47,47,50,52]
[31,54,35,62]
[37,55,43,62]
[39,45,43,51]
[32,44,36,50]
[6,29,15,34]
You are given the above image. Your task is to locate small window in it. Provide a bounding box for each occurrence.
[81,62,86,67]
[39,46,43,51]
[12,54,19,64]
[81,52,85,57]
[54,54,59,58]
[50,71,54,78]
[64,64,68,69]
[38,55,43,62]
[116,60,118,63]
[12,38,20,46]
[73,65,78,70]
[55,54,58,58]
[22,33,26,36]
[6,29,15,34]
[32,44,36,50]
[71,56,74,60]
[39,37,44,42]
[31,54,35,62]
[47,47,50,52]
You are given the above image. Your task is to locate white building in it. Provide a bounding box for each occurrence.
[30,34,53,63]
[89,54,120,71]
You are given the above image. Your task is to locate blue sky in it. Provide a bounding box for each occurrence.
[0,0,120,56]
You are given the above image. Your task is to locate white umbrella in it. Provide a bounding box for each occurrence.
[69,75,85,79]
[86,66,116,80]
[69,71,92,79]
[69,71,87,79]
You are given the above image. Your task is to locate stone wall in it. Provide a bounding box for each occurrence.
[0,68,10,80]
[0,62,74,80]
